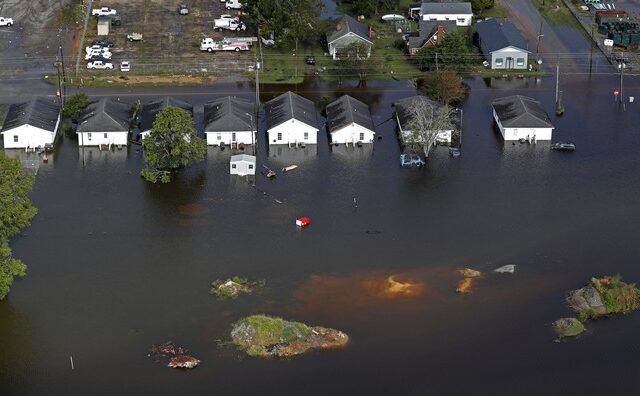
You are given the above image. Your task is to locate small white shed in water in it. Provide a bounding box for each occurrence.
[230,154,256,176]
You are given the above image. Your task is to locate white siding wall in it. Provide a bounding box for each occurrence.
[2,123,58,149]
[490,47,528,70]
[267,120,318,145]
[329,34,372,60]
[206,130,254,146]
[493,108,553,141]
[422,13,472,26]
[330,123,375,144]
[230,160,256,175]
[77,131,128,146]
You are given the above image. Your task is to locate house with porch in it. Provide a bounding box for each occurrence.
[476,18,530,70]
[76,98,130,147]
[326,95,375,145]
[139,97,193,139]
[327,14,373,60]
[264,91,318,146]
[492,95,554,141]
[204,96,255,146]
[1,97,60,149]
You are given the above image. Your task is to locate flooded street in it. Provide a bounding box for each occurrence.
[1,73,640,394]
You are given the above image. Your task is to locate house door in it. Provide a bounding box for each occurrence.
[232,132,236,142]
[506,57,514,69]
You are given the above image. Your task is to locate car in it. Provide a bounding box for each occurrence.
[0,17,14,27]
[85,50,112,60]
[87,60,114,70]
[400,153,425,167]
[92,7,117,16]
[305,55,316,65]
[551,142,576,152]
[91,39,114,48]
[120,61,130,72]
[111,15,122,26]
[86,55,110,63]
[178,4,189,15]
[85,44,108,53]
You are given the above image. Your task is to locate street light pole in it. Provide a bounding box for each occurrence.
[619,53,626,111]
[536,22,544,62]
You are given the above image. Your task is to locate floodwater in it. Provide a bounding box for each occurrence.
[1,73,640,394]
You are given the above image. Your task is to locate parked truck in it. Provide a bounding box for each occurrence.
[0,17,14,26]
[200,38,249,52]
[225,0,243,10]
[214,18,246,31]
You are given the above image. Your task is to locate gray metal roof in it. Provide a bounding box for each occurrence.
[476,18,529,54]
[327,14,371,44]
[230,154,256,163]
[76,98,131,133]
[204,96,254,132]
[1,97,60,133]
[492,95,554,128]
[394,95,442,130]
[326,95,374,133]
[407,20,457,50]
[420,2,472,15]
[264,91,317,131]
[140,97,193,132]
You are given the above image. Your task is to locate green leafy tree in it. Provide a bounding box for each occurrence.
[62,92,88,120]
[419,71,468,106]
[245,0,322,45]
[415,30,471,71]
[141,107,206,184]
[0,153,37,300]
[341,0,401,17]
[471,0,495,14]
[333,42,375,81]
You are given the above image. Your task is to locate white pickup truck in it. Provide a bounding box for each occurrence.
[214,18,246,31]
[200,38,249,52]
[92,7,117,16]
[0,17,14,27]
[225,0,243,9]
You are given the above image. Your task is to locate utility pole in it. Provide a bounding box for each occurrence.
[55,59,63,107]
[619,52,626,111]
[589,25,594,76]
[536,22,544,62]
[59,40,67,105]
[555,60,564,115]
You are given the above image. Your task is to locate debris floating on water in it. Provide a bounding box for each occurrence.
[494,265,516,274]
[282,165,298,172]
[168,355,200,369]
[458,268,482,278]
[296,217,311,227]
[456,278,473,294]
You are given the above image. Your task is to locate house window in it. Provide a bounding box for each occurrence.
[87,133,92,140]
[248,164,254,170]
[13,135,18,142]
[232,132,236,141]
[231,164,237,169]
[457,18,465,24]
[217,133,221,140]
[104,133,108,139]
[495,58,504,67]
[277,132,282,141]
[359,132,364,141]
[303,132,309,140]
[516,58,525,67]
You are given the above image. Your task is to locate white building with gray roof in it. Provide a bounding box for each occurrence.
[420,2,472,26]
[327,14,373,60]
[76,98,131,147]
[264,91,318,146]
[140,97,193,139]
[492,95,554,141]
[326,95,375,145]
[476,19,530,70]
[204,97,255,146]
[1,97,60,149]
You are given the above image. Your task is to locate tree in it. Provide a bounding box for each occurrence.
[0,153,37,300]
[245,0,322,46]
[333,42,375,81]
[415,30,471,71]
[403,98,456,158]
[62,92,88,120]
[341,0,401,17]
[419,71,468,106]
[471,0,495,14]
[141,107,206,183]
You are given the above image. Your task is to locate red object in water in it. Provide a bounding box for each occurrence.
[296,217,311,227]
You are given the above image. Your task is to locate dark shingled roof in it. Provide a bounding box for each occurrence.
[1,97,60,133]
[264,91,317,131]
[326,95,374,133]
[140,97,193,132]
[327,14,371,44]
[476,18,529,54]
[204,97,254,132]
[420,2,472,15]
[77,98,131,133]
[492,95,554,128]
[407,20,457,51]
[394,95,442,130]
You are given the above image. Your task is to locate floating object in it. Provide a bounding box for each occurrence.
[449,147,461,158]
[168,355,200,369]
[551,142,576,151]
[456,278,473,294]
[381,14,405,21]
[458,268,481,278]
[296,217,311,227]
[262,165,276,179]
[282,165,298,172]
[494,264,516,274]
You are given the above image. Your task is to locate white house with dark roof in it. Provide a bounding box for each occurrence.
[492,95,554,141]
[140,97,193,139]
[327,15,373,60]
[264,91,318,146]
[476,19,530,70]
[326,95,375,145]
[420,2,472,26]
[204,97,255,146]
[76,98,130,147]
[1,97,61,149]
[394,96,453,144]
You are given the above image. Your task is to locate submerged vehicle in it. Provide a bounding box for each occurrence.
[400,154,425,167]
[551,142,576,151]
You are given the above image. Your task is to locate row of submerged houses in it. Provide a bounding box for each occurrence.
[1,91,556,151]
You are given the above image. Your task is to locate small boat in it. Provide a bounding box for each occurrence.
[551,142,576,151]
[262,165,276,179]
[382,14,405,21]
[282,165,298,172]
[296,217,311,227]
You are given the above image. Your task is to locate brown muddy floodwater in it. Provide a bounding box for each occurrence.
[1,75,640,394]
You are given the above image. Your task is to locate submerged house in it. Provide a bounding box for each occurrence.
[394,96,453,144]
[230,154,256,176]
[140,97,193,139]
[76,98,130,147]
[326,95,375,145]
[420,2,473,26]
[492,95,554,141]
[264,91,318,146]
[204,97,255,146]
[327,14,374,60]
[1,97,60,149]
[407,20,457,56]
[476,18,530,70]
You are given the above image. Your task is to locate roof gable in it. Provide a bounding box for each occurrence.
[327,14,371,44]
[140,97,193,132]
[77,98,131,133]
[264,91,317,131]
[421,2,472,15]
[204,96,254,132]
[476,18,529,54]
[492,95,554,128]
[408,20,457,49]
[326,95,374,133]
[1,97,60,133]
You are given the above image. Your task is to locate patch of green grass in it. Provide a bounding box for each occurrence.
[531,0,576,26]
[234,315,313,349]
[477,4,508,19]
[258,43,328,84]
[476,68,547,78]
[592,276,640,315]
